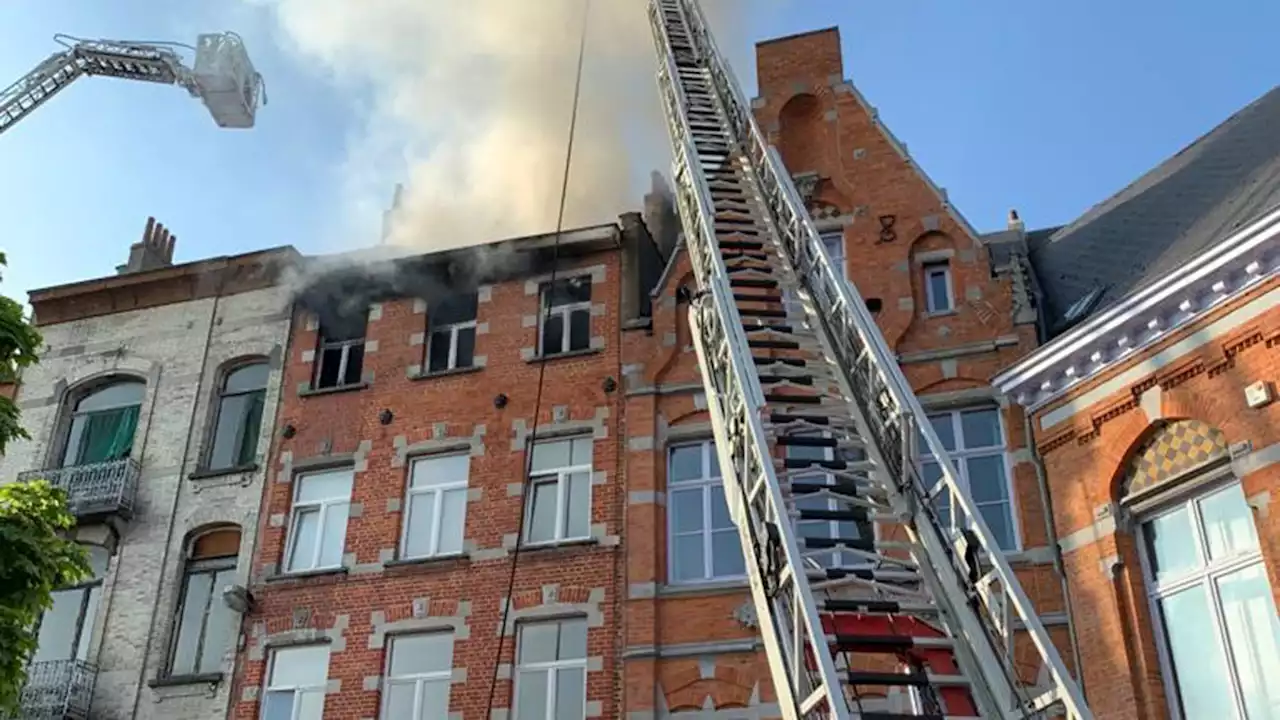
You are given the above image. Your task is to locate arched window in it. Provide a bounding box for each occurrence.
[168,527,241,677]
[32,545,110,663]
[61,380,145,468]
[207,363,269,471]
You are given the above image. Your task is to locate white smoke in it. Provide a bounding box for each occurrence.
[244,0,751,251]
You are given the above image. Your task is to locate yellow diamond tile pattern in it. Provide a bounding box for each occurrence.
[1127,420,1228,495]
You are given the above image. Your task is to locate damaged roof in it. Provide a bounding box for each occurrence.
[1028,85,1280,337]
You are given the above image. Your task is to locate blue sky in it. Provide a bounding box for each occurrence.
[0,0,1275,302]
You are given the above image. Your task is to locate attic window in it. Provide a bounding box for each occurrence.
[314,314,367,390]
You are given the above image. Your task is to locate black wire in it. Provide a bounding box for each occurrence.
[484,0,592,713]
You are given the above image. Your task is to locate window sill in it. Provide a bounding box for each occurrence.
[526,348,603,364]
[264,566,349,583]
[659,578,750,597]
[383,552,468,568]
[299,381,369,398]
[519,537,599,552]
[924,310,957,318]
[149,673,223,689]
[189,463,259,481]
[411,365,483,381]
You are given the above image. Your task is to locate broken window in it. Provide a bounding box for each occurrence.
[539,277,591,356]
[314,315,366,390]
[425,292,478,374]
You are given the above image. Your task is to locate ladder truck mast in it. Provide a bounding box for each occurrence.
[0,32,264,136]
[648,1,1094,718]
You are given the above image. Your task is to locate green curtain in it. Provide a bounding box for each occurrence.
[78,405,140,464]
[236,390,265,466]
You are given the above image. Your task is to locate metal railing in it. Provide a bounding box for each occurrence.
[10,660,95,719]
[18,458,140,520]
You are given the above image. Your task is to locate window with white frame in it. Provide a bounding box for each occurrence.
[262,645,330,720]
[1141,481,1280,719]
[285,468,353,572]
[314,314,367,390]
[785,433,872,568]
[923,261,953,314]
[916,407,1017,550]
[425,293,478,373]
[524,437,593,545]
[539,277,591,356]
[820,231,847,279]
[400,454,468,559]
[668,441,744,583]
[382,633,454,719]
[514,618,587,720]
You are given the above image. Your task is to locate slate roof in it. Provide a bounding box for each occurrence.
[1027,85,1280,337]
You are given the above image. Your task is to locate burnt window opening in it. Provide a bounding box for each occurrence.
[425,292,478,373]
[539,277,592,356]
[314,313,367,390]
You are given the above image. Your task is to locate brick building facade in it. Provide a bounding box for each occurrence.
[0,219,296,720]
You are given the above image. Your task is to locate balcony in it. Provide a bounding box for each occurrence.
[13,660,95,719]
[17,459,140,522]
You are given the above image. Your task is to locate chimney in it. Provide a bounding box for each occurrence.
[1007,208,1025,234]
[117,216,177,274]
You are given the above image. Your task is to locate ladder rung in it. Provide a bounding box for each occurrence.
[823,599,902,614]
[844,670,929,687]
[830,633,915,652]
[758,374,812,386]
[756,357,805,367]
[802,535,874,551]
[769,411,827,425]
[748,339,799,350]
[764,393,822,405]
[798,507,869,524]
[791,480,860,497]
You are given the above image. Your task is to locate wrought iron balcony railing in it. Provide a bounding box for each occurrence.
[18,458,140,521]
[12,660,95,719]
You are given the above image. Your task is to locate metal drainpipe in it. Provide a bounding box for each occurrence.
[129,275,223,719]
[1023,410,1086,698]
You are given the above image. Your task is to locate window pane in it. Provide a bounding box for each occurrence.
[923,415,955,452]
[318,504,349,567]
[1216,564,1280,719]
[412,455,469,488]
[342,344,365,385]
[209,394,250,470]
[34,589,82,662]
[419,679,451,719]
[199,568,238,673]
[671,489,704,534]
[390,634,454,676]
[225,364,269,393]
[519,625,559,664]
[1159,585,1234,719]
[708,446,721,478]
[565,473,590,538]
[430,293,478,327]
[237,390,265,466]
[927,268,950,311]
[672,534,706,581]
[542,314,564,355]
[920,462,952,529]
[86,546,111,578]
[455,327,476,368]
[296,689,326,720]
[568,309,590,351]
[555,667,586,719]
[297,470,353,503]
[959,409,1001,449]
[261,691,295,720]
[515,670,549,718]
[546,278,591,306]
[172,572,214,675]
[438,489,467,554]
[531,440,571,473]
[570,437,592,466]
[558,619,588,660]
[77,381,145,411]
[669,445,702,483]
[427,330,452,373]
[527,481,557,543]
[965,456,1009,503]
[270,645,330,686]
[1199,485,1259,560]
[384,682,416,719]
[709,486,732,530]
[402,492,437,558]
[711,529,745,577]
[75,586,100,662]
[977,502,1016,550]
[1145,507,1200,583]
[316,346,342,388]
[287,509,319,571]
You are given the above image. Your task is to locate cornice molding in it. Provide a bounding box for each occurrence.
[994,204,1280,410]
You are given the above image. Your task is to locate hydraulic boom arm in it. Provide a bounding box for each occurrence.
[0,32,264,136]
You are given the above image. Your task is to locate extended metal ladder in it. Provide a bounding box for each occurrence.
[647,1,1094,718]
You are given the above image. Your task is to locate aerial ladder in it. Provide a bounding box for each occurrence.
[0,32,264,136]
[648,1,1094,717]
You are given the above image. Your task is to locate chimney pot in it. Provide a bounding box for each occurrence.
[1007,208,1025,233]
[119,216,179,274]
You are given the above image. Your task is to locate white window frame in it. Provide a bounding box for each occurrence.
[523,438,593,546]
[262,645,329,720]
[924,261,954,314]
[381,633,454,720]
[538,277,592,356]
[666,441,744,584]
[916,407,1020,551]
[400,454,469,560]
[425,295,478,373]
[1137,477,1280,720]
[314,335,365,389]
[285,469,353,573]
[820,231,847,279]
[513,619,588,720]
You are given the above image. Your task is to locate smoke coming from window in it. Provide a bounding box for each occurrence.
[245,0,750,251]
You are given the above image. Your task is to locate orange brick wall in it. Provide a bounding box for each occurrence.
[1028,276,1280,719]
[231,252,629,719]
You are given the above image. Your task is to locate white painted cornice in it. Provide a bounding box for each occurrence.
[993,204,1280,410]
